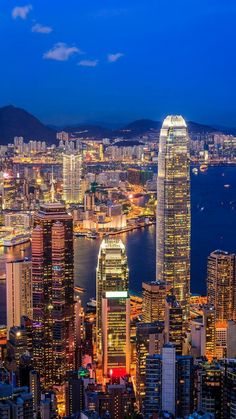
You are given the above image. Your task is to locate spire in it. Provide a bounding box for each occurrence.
[50,166,55,203]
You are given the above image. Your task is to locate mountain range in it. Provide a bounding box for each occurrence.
[0,105,233,145]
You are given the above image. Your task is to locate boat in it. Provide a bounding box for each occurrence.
[199,164,208,172]
[3,233,31,247]
[192,168,198,175]
[87,298,96,308]
[74,286,85,293]
[86,232,98,239]
[74,231,87,237]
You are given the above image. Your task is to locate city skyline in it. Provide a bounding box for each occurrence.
[0,1,236,126]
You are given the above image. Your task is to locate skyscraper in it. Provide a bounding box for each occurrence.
[102,291,130,377]
[32,203,74,389]
[207,250,236,321]
[96,238,129,361]
[142,280,168,323]
[202,305,216,361]
[136,322,164,409]
[6,258,32,334]
[161,344,194,418]
[156,115,190,324]
[63,152,83,203]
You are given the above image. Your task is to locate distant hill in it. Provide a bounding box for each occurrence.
[0,105,56,144]
[0,105,231,145]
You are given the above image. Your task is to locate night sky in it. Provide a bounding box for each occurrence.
[0,0,235,126]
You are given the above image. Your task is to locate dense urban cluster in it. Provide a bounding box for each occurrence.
[0,115,235,419]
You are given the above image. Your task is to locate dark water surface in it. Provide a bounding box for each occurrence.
[1,166,236,321]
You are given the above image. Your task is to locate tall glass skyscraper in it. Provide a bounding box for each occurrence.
[156,115,190,323]
[32,203,75,390]
[96,238,129,373]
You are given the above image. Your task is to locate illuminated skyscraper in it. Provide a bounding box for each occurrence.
[156,115,190,324]
[142,280,168,323]
[102,291,130,377]
[6,258,32,334]
[207,250,236,321]
[96,238,129,363]
[32,203,75,389]
[63,152,82,203]
[202,305,216,361]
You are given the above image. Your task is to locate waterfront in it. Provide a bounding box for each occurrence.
[0,165,236,321]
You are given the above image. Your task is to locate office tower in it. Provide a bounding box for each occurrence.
[223,360,236,419]
[207,250,236,321]
[144,354,162,417]
[162,344,176,415]
[6,258,32,334]
[142,280,168,322]
[7,326,29,368]
[160,344,194,418]
[102,291,130,377]
[96,238,129,360]
[65,369,90,416]
[197,362,223,418]
[29,370,41,418]
[165,295,183,355]
[136,322,164,409]
[202,305,216,361]
[32,203,74,389]
[156,115,190,325]
[63,152,82,203]
[176,355,194,418]
[227,320,236,358]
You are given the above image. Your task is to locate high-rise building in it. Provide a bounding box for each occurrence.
[102,291,130,377]
[196,362,223,417]
[162,344,176,416]
[65,369,90,417]
[96,238,129,361]
[7,326,29,368]
[144,354,162,417]
[63,152,83,203]
[202,305,216,361]
[142,280,168,323]
[223,360,236,419]
[207,250,236,321]
[29,370,41,418]
[136,322,164,410]
[32,203,75,389]
[6,258,32,334]
[160,344,194,418]
[165,295,183,355]
[156,115,190,325]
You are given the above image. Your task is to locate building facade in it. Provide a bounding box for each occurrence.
[63,152,83,203]
[32,203,75,389]
[6,258,32,334]
[207,250,236,321]
[96,238,129,363]
[142,280,168,323]
[156,115,190,325]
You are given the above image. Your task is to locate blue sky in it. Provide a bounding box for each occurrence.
[0,0,236,126]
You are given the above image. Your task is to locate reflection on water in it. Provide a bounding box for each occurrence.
[1,166,236,322]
